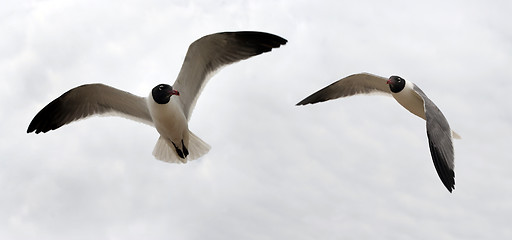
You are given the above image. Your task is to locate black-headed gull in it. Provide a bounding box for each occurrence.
[297,72,459,192]
[27,31,287,163]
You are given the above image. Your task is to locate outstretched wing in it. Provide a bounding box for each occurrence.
[296,73,391,105]
[27,84,152,134]
[172,31,287,120]
[413,85,455,192]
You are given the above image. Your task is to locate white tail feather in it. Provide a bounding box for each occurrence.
[452,130,461,139]
[186,131,211,160]
[152,131,211,164]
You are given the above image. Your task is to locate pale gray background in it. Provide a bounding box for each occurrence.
[2,0,511,239]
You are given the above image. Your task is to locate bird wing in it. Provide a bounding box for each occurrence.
[27,84,152,134]
[172,31,287,120]
[296,72,391,105]
[412,85,455,192]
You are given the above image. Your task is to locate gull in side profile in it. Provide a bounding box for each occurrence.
[27,31,287,163]
[297,72,460,192]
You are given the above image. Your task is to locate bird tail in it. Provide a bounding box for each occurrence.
[152,131,210,164]
[186,131,211,160]
[452,130,461,139]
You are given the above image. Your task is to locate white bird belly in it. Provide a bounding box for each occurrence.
[147,97,189,144]
[392,81,426,120]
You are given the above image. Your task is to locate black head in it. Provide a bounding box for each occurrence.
[151,84,180,104]
[386,76,406,93]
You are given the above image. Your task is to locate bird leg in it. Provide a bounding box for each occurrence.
[171,141,185,159]
[171,140,189,159]
[182,139,189,157]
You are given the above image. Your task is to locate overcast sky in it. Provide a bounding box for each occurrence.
[2,0,512,239]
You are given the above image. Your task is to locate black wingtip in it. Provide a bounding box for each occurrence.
[296,96,314,106]
[442,175,455,193]
[26,97,66,134]
[27,115,42,134]
[429,141,455,193]
[27,116,43,134]
[295,98,307,106]
[445,172,455,193]
[295,95,329,106]
[295,100,308,106]
[437,166,455,193]
[223,31,287,53]
[235,31,288,45]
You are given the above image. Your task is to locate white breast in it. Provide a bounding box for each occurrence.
[391,81,426,120]
[147,96,189,143]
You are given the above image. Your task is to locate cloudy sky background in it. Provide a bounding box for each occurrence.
[2,0,512,239]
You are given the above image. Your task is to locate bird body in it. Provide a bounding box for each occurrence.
[148,96,188,147]
[146,89,191,162]
[391,80,427,120]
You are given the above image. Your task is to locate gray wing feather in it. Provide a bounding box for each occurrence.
[296,73,391,105]
[413,85,455,192]
[27,84,152,133]
[173,31,287,120]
